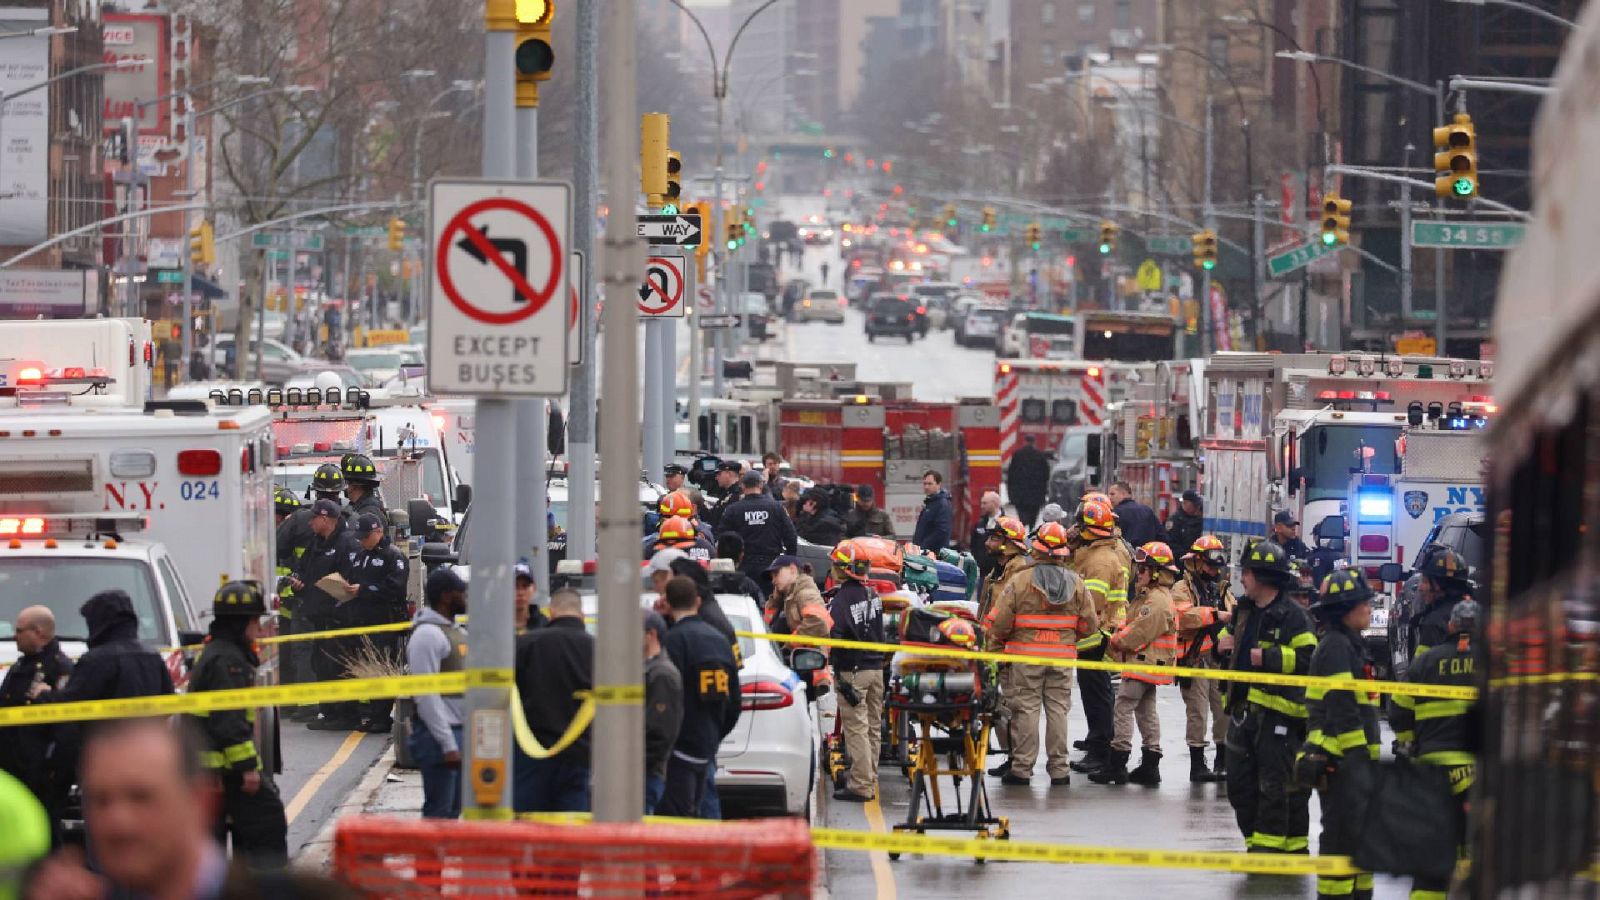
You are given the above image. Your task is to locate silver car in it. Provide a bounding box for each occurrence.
[795,288,846,323]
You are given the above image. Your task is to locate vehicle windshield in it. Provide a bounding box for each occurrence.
[0,558,164,643]
[1080,328,1174,362]
[971,307,1008,325]
[349,352,403,373]
[871,296,910,314]
[1301,424,1403,502]
[809,290,838,300]
[721,607,761,664]
[1412,518,1490,570]
[396,347,425,366]
[1024,315,1075,335]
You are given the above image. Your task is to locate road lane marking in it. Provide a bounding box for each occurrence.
[285,731,366,825]
[863,795,897,900]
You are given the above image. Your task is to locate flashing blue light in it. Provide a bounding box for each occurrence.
[1357,492,1392,522]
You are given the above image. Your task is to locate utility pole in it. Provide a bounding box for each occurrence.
[1399,197,1413,322]
[179,103,198,376]
[1433,81,1448,354]
[1200,95,1214,355]
[1251,192,1264,348]
[515,44,547,598]
[461,0,519,819]
[594,0,646,823]
[566,0,599,562]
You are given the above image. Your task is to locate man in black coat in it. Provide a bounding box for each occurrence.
[793,489,846,547]
[347,513,410,732]
[288,499,364,731]
[1166,490,1206,557]
[657,576,741,818]
[1109,480,1164,548]
[1005,435,1052,528]
[0,606,73,809]
[514,586,594,813]
[716,471,798,583]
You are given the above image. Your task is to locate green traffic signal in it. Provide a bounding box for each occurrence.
[1098,242,1111,254]
[980,224,991,232]
[1030,241,1041,251]
[661,203,678,215]
[1201,259,1216,271]
[1321,231,1337,246]
[726,238,737,250]
[1452,178,1475,197]
[947,218,958,228]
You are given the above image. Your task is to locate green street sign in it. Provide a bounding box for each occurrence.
[998,213,1072,231]
[344,225,388,238]
[1409,220,1525,250]
[154,269,184,284]
[251,231,326,252]
[1147,235,1193,255]
[250,232,279,250]
[1267,240,1336,278]
[1060,228,1089,244]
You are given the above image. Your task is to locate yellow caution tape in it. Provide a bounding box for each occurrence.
[508,684,595,760]
[164,621,415,653]
[590,684,646,705]
[1487,671,1600,688]
[741,631,1479,700]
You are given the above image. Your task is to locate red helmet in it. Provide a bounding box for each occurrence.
[1135,541,1181,576]
[830,540,871,580]
[658,490,695,519]
[937,617,977,647]
[657,515,696,545]
[994,516,1029,551]
[1030,521,1072,558]
[1078,498,1116,537]
[1187,534,1228,569]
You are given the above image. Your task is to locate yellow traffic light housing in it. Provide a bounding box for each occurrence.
[1433,113,1477,199]
[1026,223,1042,251]
[1320,194,1352,247]
[981,206,996,233]
[387,217,405,252]
[1098,220,1118,255]
[687,201,712,259]
[944,204,958,228]
[1192,230,1217,270]
[640,113,669,204]
[514,0,554,106]
[664,150,682,212]
[189,220,214,266]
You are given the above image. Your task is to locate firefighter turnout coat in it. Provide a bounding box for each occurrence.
[1110,582,1180,684]
[984,562,1100,658]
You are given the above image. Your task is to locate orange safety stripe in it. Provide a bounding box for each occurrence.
[1125,671,1173,685]
[800,603,835,631]
[1015,614,1080,629]
[1003,641,1079,659]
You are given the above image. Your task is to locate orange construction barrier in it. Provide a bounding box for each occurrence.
[332,815,814,898]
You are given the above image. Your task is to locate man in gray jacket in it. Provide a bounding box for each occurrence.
[643,610,682,814]
[407,568,468,819]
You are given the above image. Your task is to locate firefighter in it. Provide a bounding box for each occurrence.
[340,453,389,529]
[185,581,288,868]
[1220,540,1318,854]
[764,554,833,639]
[1067,498,1131,775]
[1173,534,1233,782]
[1297,570,1382,900]
[271,485,304,650]
[652,489,714,544]
[1091,541,1180,785]
[347,513,409,733]
[1390,599,1478,900]
[826,540,886,803]
[979,515,1031,777]
[647,515,716,562]
[984,522,1098,786]
[1410,546,1473,659]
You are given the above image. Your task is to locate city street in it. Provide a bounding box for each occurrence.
[279,728,390,857]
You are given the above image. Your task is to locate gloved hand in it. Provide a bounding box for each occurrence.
[1293,750,1334,792]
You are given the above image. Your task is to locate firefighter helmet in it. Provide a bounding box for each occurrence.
[657,515,696,546]
[1187,534,1228,568]
[1311,569,1374,618]
[937,617,977,647]
[1417,545,1471,589]
[213,580,268,618]
[1030,521,1073,558]
[1449,598,1480,634]
[830,540,872,581]
[274,485,303,515]
[1078,498,1116,537]
[1135,541,1181,576]
[658,490,695,519]
[1240,540,1292,576]
[311,463,345,494]
[341,453,383,484]
[994,516,1029,551]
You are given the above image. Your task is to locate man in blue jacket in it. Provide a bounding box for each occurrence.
[912,470,953,553]
[657,576,741,818]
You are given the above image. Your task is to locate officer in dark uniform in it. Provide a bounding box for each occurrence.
[341,453,390,529]
[348,513,409,733]
[289,498,363,731]
[1220,540,1318,855]
[1296,570,1381,900]
[657,575,741,818]
[1408,545,1473,661]
[1390,599,1479,900]
[277,469,339,720]
[185,581,288,869]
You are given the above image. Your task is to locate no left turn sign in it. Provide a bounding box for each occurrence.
[427,178,571,397]
[637,254,686,318]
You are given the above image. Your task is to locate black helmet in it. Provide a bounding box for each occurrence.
[1448,598,1481,634]
[1240,540,1291,575]
[213,580,268,617]
[341,452,383,484]
[1310,569,1373,619]
[1417,545,1471,590]
[311,463,345,493]
[273,485,303,515]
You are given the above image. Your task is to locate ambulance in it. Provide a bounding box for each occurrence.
[0,317,154,406]
[994,359,1149,464]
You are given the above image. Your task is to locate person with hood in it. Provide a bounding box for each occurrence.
[34,590,176,814]
[912,470,953,553]
[1166,491,1205,557]
[1005,434,1052,528]
[793,489,846,547]
[0,607,72,813]
[184,581,288,868]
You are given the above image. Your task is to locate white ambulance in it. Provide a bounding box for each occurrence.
[0,317,154,406]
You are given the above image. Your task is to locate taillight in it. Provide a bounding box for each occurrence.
[0,517,44,536]
[177,449,223,476]
[1358,534,1390,554]
[916,306,926,315]
[741,680,795,711]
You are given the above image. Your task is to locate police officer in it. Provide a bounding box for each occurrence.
[278,473,336,720]
[662,464,709,522]
[717,471,798,586]
[1173,534,1233,782]
[1297,570,1382,900]
[1068,498,1131,776]
[657,574,741,818]
[185,581,289,868]
[1390,599,1478,900]
[341,452,389,529]
[348,513,409,733]
[1091,541,1180,786]
[1410,546,1472,660]
[1219,541,1318,854]
[826,540,886,803]
[289,498,363,731]
[985,522,1098,787]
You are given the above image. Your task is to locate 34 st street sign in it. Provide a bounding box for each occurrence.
[1409,220,1525,250]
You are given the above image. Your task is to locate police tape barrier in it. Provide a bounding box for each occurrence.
[164,621,415,654]
[515,811,1356,875]
[509,684,595,760]
[742,631,1480,701]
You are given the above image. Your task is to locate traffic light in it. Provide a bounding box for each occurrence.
[1320,194,1352,246]
[387,217,405,252]
[1026,223,1042,251]
[687,201,711,260]
[663,150,682,212]
[944,204,958,228]
[980,206,996,232]
[1192,230,1218,270]
[640,112,669,204]
[725,206,743,251]
[1098,220,1118,255]
[188,220,214,266]
[514,0,554,104]
[1433,112,1477,199]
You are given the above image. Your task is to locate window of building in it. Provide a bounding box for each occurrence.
[1078,3,1095,24]
[1208,34,1229,69]
[1042,41,1056,66]
[1115,0,1131,28]
[1042,2,1056,24]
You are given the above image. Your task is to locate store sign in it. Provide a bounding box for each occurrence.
[0,8,49,245]
[0,270,99,318]
[102,13,167,135]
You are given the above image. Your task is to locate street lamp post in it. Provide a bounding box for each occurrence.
[1443,0,1576,29]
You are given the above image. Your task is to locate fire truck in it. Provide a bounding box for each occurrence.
[1201,351,1493,578]
[994,359,1155,464]
[777,394,1001,545]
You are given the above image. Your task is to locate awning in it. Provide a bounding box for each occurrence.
[190,272,227,300]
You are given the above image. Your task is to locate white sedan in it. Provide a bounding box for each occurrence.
[795,289,847,324]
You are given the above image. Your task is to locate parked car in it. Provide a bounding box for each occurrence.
[996,312,1028,358]
[210,337,309,385]
[344,348,405,386]
[1379,511,1488,677]
[741,292,772,341]
[796,288,846,324]
[865,293,920,343]
[956,304,1009,348]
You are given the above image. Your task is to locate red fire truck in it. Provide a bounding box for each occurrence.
[777,395,1001,544]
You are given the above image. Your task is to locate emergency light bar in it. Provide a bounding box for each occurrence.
[2,360,116,393]
[210,387,370,410]
[0,513,148,537]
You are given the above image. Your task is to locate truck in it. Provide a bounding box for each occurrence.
[0,317,155,406]
[1095,359,1204,518]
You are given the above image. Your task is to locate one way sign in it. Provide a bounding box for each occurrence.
[636,213,702,247]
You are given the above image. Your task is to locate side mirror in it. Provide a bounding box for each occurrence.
[1085,434,1102,470]
[1377,562,1405,584]
[420,541,459,571]
[787,647,827,675]
[454,483,473,512]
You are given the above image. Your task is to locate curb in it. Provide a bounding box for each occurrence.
[292,745,397,872]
